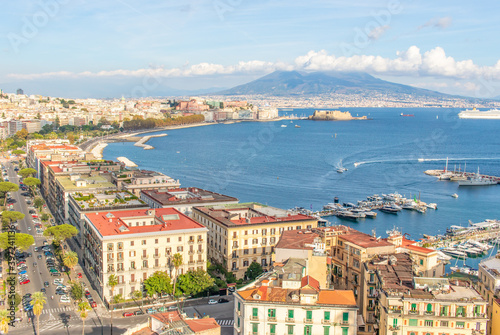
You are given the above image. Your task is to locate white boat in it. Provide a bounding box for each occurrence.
[436,251,452,262]
[451,193,458,198]
[426,203,437,210]
[281,124,287,128]
[458,167,497,186]
[336,159,348,173]
[458,108,500,119]
[441,248,467,258]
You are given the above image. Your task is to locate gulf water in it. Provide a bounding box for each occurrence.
[103,107,500,269]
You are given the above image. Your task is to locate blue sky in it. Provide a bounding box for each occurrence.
[1,0,500,98]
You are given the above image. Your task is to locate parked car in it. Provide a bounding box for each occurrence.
[85,291,91,297]
[50,272,61,276]
[77,273,82,279]
[20,279,30,285]
[208,299,218,305]
[44,281,49,287]
[89,301,97,308]
[218,298,229,303]
[168,305,178,311]
[134,310,145,315]
[60,295,70,303]
[40,288,46,293]
[54,278,63,285]
[123,312,134,317]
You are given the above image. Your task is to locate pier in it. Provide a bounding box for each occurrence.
[425,169,500,184]
[134,134,168,150]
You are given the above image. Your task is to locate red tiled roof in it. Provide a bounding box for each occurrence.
[340,231,393,248]
[85,208,206,237]
[316,290,357,306]
[151,311,182,323]
[301,275,320,292]
[231,214,313,225]
[275,229,319,250]
[185,318,220,333]
[401,238,434,254]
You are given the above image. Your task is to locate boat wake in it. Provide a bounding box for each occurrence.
[354,157,500,168]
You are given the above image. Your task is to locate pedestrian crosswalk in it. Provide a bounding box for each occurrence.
[41,306,73,315]
[216,319,234,327]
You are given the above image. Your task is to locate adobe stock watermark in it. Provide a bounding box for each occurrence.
[7,0,70,54]
[203,121,284,193]
[213,0,245,21]
[340,0,403,57]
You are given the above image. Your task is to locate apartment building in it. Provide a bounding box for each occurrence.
[82,207,208,302]
[111,169,180,196]
[53,174,116,224]
[274,229,329,288]
[365,254,487,335]
[234,268,358,335]
[477,254,500,334]
[140,187,238,215]
[191,203,318,279]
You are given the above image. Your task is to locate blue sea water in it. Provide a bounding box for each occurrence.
[103,107,500,269]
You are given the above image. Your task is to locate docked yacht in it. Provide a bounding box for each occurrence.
[458,167,497,186]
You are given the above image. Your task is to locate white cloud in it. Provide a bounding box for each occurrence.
[418,16,452,30]
[7,46,500,82]
[368,25,390,40]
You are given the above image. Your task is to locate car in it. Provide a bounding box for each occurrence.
[50,272,61,276]
[37,255,42,259]
[36,229,43,234]
[24,304,33,311]
[33,262,37,267]
[34,247,39,252]
[44,281,49,287]
[18,270,27,275]
[60,295,70,303]
[90,301,97,308]
[49,268,58,273]
[23,293,32,299]
[77,273,82,279]
[167,305,178,311]
[40,288,46,293]
[134,310,145,315]
[123,312,134,317]
[28,210,36,214]
[208,299,218,305]
[31,215,38,219]
[55,290,65,295]
[218,298,229,303]
[54,278,63,284]
[27,227,31,231]
[43,241,48,246]
[85,291,91,297]
[146,308,156,314]
[20,279,30,285]
[42,246,50,251]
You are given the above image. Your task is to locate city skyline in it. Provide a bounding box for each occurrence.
[2,0,500,98]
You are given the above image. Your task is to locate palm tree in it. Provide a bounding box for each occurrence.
[0,309,10,334]
[63,251,78,276]
[31,292,46,335]
[78,301,91,335]
[171,253,183,298]
[107,274,118,335]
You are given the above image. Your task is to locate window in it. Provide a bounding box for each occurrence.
[440,306,448,316]
[117,242,123,250]
[306,310,312,320]
[268,309,276,318]
[456,321,465,329]
[287,325,294,335]
[323,326,330,335]
[424,320,433,327]
[178,237,182,242]
[107,243,113,251]
[440,321,448,327]
[409,319,418,326]
[304,325,312,335]
[177,246,183,252]
[456,306,465,316]
[155,239,158,244]
[237,302,240,312]
[288,309,294,320]
[426,303,432,312]
[130,241,134,246]
[269,324,276,335]
[252,323,258,333]
[341,328,348,335]
[130,261,135,269]
[393,318,398,327]
[342,312,349,324]
[237,317,240,328]
[420,259,424,265]
[141,240,146,245]
[252,308,258,318]
[324,311,330,321]
[167,238,170,243]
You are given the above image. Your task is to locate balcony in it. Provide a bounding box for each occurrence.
[141,255,149,260]
[367,306,375,311]
[285,318,295,323]
[188,250,195,255]
[425,311,435,316]
[389,326,400,331]
[250,316,259,321]
[197,260,204,264]
[188,240,195,245]
[197,249,204,254]
[188,261,195,265]
[231,268,239,271]
[153,254,161,259]
[129,267,136,271]
[197,238,204,243]
[322,319,331,325]
[341,320,349,326]
[408,310,418,315]
[116,268,124,272]
[304,318,313,324]
[267,316,276,322]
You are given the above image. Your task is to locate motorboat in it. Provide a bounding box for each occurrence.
[451,193,458,198]
[441,248,467,258]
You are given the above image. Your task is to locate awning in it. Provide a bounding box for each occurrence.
[357,315,365,326]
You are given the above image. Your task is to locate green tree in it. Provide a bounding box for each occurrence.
[23,177,41,194]
[0,309,10,334]
[18,168,37,178]
[45,132,58,140]
[171,253,183,298]
[11,150,25,155]
[15,129,28,139]
[7,292,21,310]
[143,271,172,298]
[71,282,83,301]
[67,132,75,144]
[31,291,46,335]
[177,269,215,296]
[55,116,60,129]
[0,182,19,207]
[63,251,78,273]
[43,224,78,247]
[40,213,50,222]
[1,211,25,230]
[33,197,44,210]
[245,261,263,281]
[78,301,91,335]
[31,133,44,139]
[0,232,34,251]
[108,274,118,335]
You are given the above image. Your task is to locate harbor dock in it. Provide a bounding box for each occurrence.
[425,169,500,184]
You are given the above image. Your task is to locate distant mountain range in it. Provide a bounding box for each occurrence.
[217,70,455,98]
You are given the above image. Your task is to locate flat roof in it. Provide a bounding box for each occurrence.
[340,231,394,249]
[141,187,238,206]
[85,207,207,237]
[56,175,115,191]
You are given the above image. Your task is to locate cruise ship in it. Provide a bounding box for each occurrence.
[458,108,500,119]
